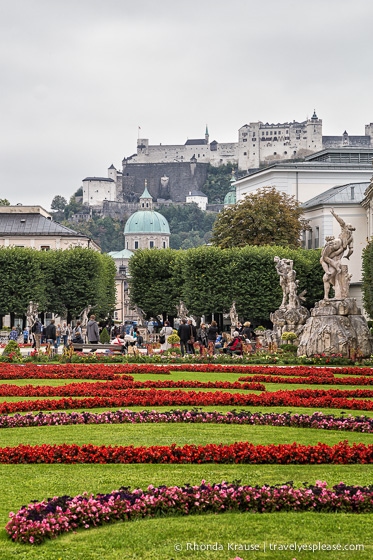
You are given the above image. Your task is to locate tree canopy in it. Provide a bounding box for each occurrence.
[211,187,307,249]
[201,163,238,204]
[157,203,216,249]
[0,247,116,324]
[50,195,67,212]
[128,245,323,324]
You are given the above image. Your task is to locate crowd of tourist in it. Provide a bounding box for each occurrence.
[5,316,257,357]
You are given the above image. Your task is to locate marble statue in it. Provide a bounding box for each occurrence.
[26,301,39,328]
[176,300,189,319]
[79,306,92,327]
[271,257,309,343]
[297,209,372,358]
[320,209,355,300]
[229,301,239,327]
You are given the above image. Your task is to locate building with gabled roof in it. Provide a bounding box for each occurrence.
[0,205,100,251]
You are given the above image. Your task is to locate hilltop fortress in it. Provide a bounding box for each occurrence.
[82,112,373,211]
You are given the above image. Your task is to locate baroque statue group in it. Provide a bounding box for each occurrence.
[268,208,372,358]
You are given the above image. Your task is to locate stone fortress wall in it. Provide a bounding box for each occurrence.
[81,113,373,211]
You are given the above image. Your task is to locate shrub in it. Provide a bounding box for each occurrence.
[2,340,22,358]
[100,327,110,344]
[167,333,180,345]
[281,331,297,343]
[279,343,298,354]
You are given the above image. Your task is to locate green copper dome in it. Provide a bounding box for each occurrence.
[124,210,170,234]
[224,190,236,205]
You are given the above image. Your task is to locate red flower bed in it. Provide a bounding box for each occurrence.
[0,363,171,379]
[1,388,373,414]
[240,374,373,386]
[0,441,371,464]
[0,379,265,397]
[168,365,373,377]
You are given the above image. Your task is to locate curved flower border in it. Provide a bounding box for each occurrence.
[1,409,373,433]
[0,441,372,465]
[6,480,373,544]
[2,388,373,414]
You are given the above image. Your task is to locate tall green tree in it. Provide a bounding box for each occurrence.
[128,249,181,319]
[211,187,307,249]
[0,247,116,323]
[0,248,46,319]
[128,245,323,324]
[50,195,67,212]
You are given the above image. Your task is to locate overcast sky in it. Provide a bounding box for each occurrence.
[1,0,372,210]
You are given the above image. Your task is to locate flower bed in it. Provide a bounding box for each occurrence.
[0,441,372,465]
[6,480,373,544]
[2,387,373,414]
[0,363,171,378]
[1,409,373,432]
[0,379,265,397]
[1,363,373,380]
[240,374,373,385]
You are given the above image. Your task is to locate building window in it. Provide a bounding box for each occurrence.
[40,246,50,251]
[163,241,166,248]
[243,152,247,156]
[150,241,154,248]
[242,139,247,142]
[307,230,313,249]
[134,241,139,250]
[315,227,319,249]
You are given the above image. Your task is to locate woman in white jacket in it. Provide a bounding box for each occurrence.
[159,320,173,352]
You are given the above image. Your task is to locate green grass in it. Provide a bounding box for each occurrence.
[0,464,372,560]
[0,366,373,559]
[1,423,372,447]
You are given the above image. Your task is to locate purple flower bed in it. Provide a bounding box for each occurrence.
[1,409,373,432]
[6,480,373,544]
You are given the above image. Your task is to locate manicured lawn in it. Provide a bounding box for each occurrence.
[0,363,372,559]
[1,422,373,447]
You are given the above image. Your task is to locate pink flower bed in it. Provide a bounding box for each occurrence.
[6,480,373,544]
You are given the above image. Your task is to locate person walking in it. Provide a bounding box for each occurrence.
[61,322,70,347]
[22,327,29,344]
[31,319,42,349]
[196,323,208,356]
[159,320,173,352]
[186,319,197,355]
[177,319,191,357]
[45,319,57,350]
[86,315,100,345]
[56,323,62,347]
[207,320,219,355]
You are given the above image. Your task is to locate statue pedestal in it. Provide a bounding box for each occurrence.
[270,306,310,345]
[297,298,373,358]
